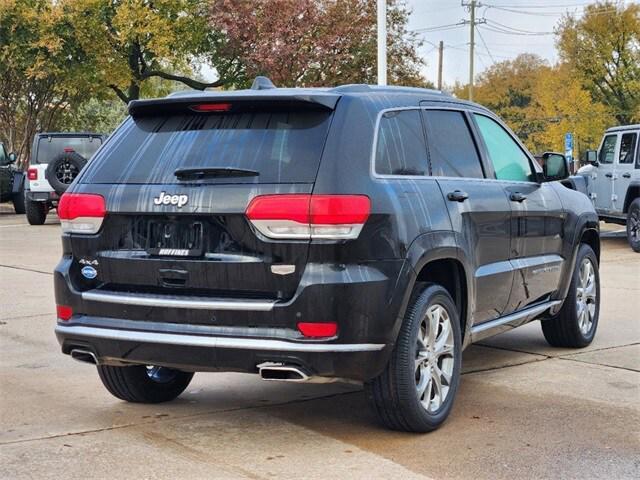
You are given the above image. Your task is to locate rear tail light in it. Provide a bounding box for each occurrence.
[297,322,338,338]
[27,168,38,180]
[58,193,106,234]
[56,304,73,321]
[245,194,370,240]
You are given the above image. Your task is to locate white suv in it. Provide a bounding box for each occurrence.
[25,132,106,225]
[577,124,640,251]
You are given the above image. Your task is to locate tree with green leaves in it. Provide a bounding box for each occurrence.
[0,0,98,166]
[60,0,228,103]
[557,1,640,124]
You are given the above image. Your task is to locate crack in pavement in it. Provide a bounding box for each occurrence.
[0,264,53,276]
[556,355,640,373]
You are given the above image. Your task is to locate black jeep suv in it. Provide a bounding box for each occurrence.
[54,82,600,432]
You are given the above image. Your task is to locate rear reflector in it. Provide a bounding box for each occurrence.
[297,322,338,338]
[56,305,73,321]
[246,194,370,240]
[58,193,106,234]
[27,168,38,180]
[190,103,232,112]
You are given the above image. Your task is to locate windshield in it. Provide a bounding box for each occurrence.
[34,136,103,164]
[80,110,332,184]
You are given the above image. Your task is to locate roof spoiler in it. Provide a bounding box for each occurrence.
[129,92,340,117]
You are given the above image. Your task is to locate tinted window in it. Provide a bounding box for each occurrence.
[81,111,331,184]
[618,133,636,164]
[474,114,534,182]
[0,145,6,165]
[375,109,428,176]
[35,136,102,164]
[599,135,617,164]
[423,110,483,178]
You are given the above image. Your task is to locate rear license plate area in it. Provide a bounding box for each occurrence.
[147,220,204,257]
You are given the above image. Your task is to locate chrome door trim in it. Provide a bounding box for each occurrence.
[471,300,562,343]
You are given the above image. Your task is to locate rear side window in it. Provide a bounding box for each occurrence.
[81,111,332,184]
[34,136,102,164]
[599,135,617,164]
[618,133,636,164]
[474,114,534,182]
[422,110,484,178]
[375,109,428,176]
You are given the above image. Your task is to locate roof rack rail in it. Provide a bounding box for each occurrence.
[251,76,276,90]
[330,84,372,93]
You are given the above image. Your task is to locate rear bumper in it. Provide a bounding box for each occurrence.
[54,257,407,381]
[55,320,389,381]
[26,190,58,202]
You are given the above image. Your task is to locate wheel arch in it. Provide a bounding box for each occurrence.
[397,232,472,349]
[623,182,640,214]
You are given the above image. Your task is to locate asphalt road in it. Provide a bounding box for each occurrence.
[1,206,638,479]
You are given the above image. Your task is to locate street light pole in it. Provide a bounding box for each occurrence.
[377,0,387,86]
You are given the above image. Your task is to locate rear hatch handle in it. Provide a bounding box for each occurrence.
[159,268,189,288]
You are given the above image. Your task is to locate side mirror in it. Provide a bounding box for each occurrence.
[8,152,17,163]
[541,152,570,182]
[582,150,598,167]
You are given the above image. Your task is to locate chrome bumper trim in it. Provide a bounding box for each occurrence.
[55,325,386,353]
[81,290,276,312]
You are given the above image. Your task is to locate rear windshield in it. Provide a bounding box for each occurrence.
[81,110,333,184]
[34,136,103,164]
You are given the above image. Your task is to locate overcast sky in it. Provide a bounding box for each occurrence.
[408,0,639,86]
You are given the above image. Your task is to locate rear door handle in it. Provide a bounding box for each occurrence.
[622,173,631,178]
[510,192,527,202]
[605,173,613,178]
[447,190,469,202]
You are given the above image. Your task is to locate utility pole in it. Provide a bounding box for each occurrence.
[437,41,443,91]
[461,1,485,101]
[377,0,387,86]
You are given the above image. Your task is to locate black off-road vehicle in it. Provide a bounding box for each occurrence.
[54,80,600,432]
[0,142,25,214]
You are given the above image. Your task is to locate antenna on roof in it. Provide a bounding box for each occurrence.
[251,76,276,90]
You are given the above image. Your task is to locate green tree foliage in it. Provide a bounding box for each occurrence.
[557,1,640,124]
[209,0,431,88]
[60,0,225,103]
[0,0,98,165]
[453,54,614,156]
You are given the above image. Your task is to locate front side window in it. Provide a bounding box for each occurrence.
[474,114,534,182]
[618,133,637,164]
[375,109,428,176]
[599,135,617,164]
[422,110,484,178]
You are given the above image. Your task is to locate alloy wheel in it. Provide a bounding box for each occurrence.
[576,257,597,335]
[415,304,455,413]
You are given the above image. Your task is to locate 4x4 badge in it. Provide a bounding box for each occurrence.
[153,192,189,208]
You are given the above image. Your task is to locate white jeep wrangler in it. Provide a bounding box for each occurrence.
[577,124,640,252]
[25,132,106,225]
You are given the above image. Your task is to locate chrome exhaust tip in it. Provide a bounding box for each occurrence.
[257,362,310,382]
[70,349,99,365]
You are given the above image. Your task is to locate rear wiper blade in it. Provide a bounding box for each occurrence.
[174,167,259,179]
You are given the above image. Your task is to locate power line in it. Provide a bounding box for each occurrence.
[476,28,497,64]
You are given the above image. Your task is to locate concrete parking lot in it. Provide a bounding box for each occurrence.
[1,206,638,479]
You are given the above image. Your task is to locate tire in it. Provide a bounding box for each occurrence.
[541,244,600,348]
[97,365,194,403]
[12,184,25,214]
[45,152,87,195]
[366,283,462,432]
[25,199,47,225]
[626,198,640,253]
